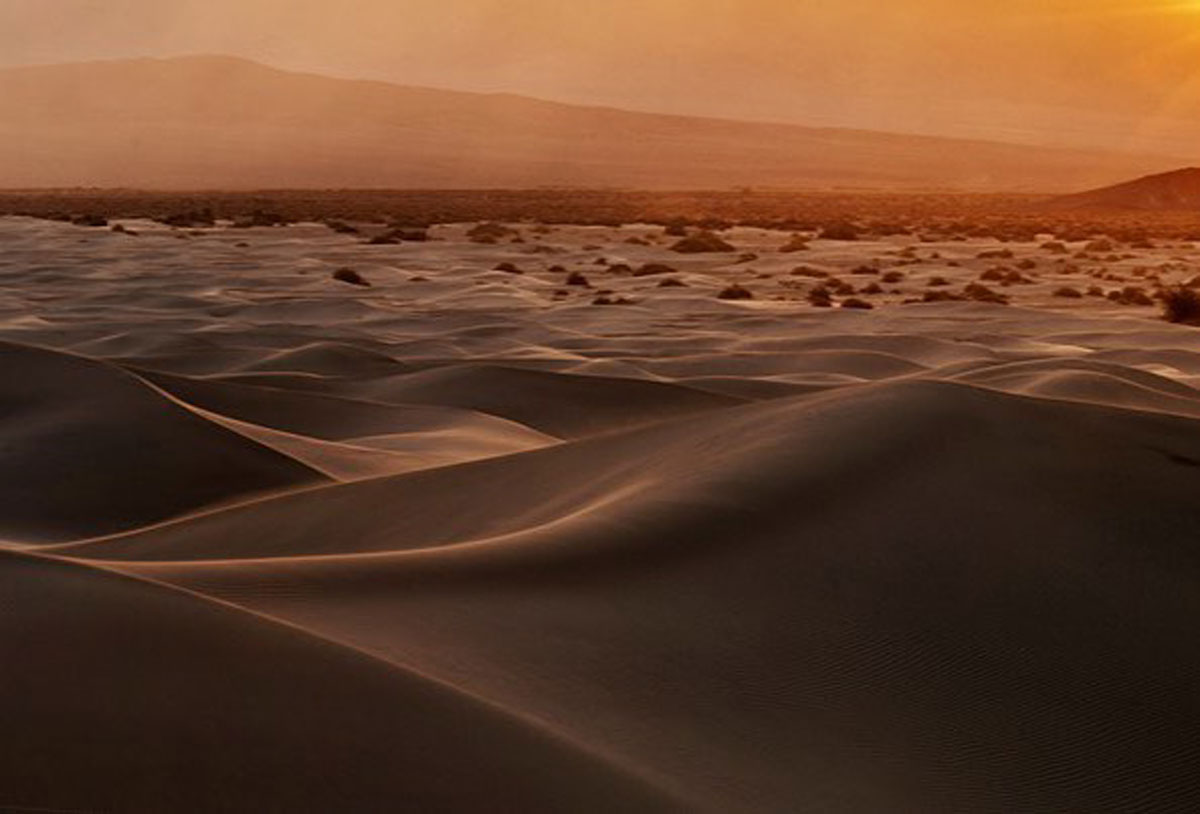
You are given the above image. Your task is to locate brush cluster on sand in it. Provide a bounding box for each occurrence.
[332,267,370,286]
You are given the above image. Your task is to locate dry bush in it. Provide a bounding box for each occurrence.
[634,263,676,277]
[963,283,1009,305]
[807,286,833,307]
[332,268,370,287]
[820,222,859,241]
[717,283,754,300]
[1108,286,1153,306]
[1161,286,1200,325]
[671,231,735,253]
[791,266,829,279]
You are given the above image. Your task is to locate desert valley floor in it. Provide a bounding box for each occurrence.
[2,214,1200,812]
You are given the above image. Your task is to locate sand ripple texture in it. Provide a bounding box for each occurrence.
[3,217,1199,813]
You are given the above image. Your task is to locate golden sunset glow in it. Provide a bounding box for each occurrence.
[2,0,1200,157]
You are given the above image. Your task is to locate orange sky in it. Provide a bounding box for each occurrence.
[6,0,1200,155]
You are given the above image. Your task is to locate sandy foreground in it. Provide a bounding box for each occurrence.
[2,215,1199,812]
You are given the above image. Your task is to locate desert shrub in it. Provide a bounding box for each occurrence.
[634,263,676,276]
[963,283,1009,304]
[671,231,736,253]
[841,298,874,310]
[366,229,402,245]
[791,266,829,279]
[1161,286,1200,324]
[819,222,858,241]
[1109,286,1153,306]
[807,286,833,307]
[332,268,370,287]
[467,222,517,243]
[717,283,754,300]
[1053,286,1083,298]
[921,290,965,303]
[72,214,108,227]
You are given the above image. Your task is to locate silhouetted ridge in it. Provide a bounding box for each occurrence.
[1053,167,1200,210]
[0,55,1182,190]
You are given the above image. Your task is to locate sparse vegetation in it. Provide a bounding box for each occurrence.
[819,222,858,241]
[1161,286,1200,324]
[717,283,754,300]
[634,263,676,276]
[332,268,370,287]
[671,231,736,253]
[807,286,833,307]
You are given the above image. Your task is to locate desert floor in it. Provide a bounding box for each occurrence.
[2,214,1199,812]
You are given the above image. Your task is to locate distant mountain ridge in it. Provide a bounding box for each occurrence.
[0,55,1187,191]
[1051,167,1200,210]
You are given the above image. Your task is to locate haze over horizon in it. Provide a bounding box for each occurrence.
[1,53,1186,191]
[7,0,1200,157]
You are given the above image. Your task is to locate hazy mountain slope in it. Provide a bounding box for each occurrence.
[0,55,1183,190]
[1051,167,1200,210]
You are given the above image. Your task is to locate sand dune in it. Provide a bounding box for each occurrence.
[1,550,681,813]
[0,340,324,542]
[4,214,1200,811]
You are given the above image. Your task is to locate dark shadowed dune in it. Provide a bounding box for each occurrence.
[0,550,683,813]
[349,363,743,438]
[1051,167,1200,210]
[52,380,1200,813]
[0,341,324,542]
